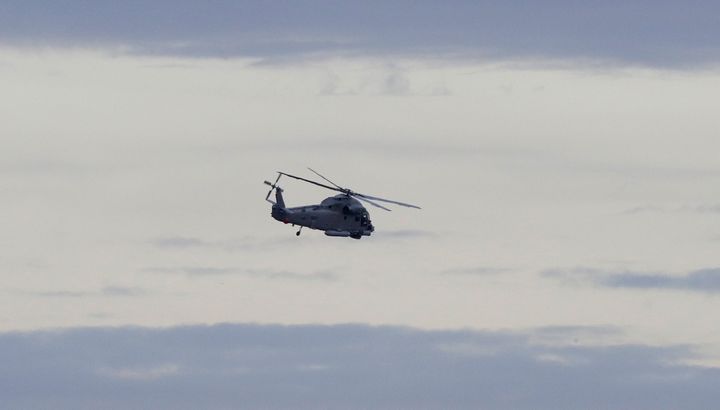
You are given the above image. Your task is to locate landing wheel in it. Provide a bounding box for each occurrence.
[296,226,303,236]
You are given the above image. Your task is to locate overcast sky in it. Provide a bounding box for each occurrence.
[2,1,720,408]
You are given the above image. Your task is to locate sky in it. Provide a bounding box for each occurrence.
[2,1,720,408]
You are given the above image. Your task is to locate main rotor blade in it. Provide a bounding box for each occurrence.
[354,193,421,209]
[353,195,392,211]
[278,172,343,193]
[307,167,343,190]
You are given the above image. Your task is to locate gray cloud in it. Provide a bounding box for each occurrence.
[0,323,718,409]
[622,204,720,215]
[693,205,720,214]
[2,1,720,67]
[441,267,512,276]
[22,286,146,298]
[101,286,146,297]
[622,205,668,215]
[544,267,720,293]
[150,235,313,252]
[145,266,338,281]
[382,71,412,96]
[28,290,92,298]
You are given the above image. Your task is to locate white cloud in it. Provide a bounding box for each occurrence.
[2,48,720,365]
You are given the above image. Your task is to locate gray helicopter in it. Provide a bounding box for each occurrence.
[264,168,420,239]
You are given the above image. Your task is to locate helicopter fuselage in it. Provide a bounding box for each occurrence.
[272,194,374,239]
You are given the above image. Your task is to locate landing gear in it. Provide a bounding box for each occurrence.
[296,226,303,236]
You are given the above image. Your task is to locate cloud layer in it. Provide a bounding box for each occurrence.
[2,323,719,409]
[545,267,720,293]
[2,1,720,66]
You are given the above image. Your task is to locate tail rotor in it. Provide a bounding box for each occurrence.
[263,173,283,204]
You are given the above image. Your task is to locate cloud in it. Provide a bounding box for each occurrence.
[319,66,448,97]
[28,290,92,298]
[0,323,718,409]
[622,204,720,215]
[602,269,720,292]
[21,286,146,298]
[2,1,720,67]
[528,325,624,346]
[622,205,668,215]
[373,229,436,239]
[382,71,412,96]
[245,139,720,183]
[693,205,720,214]
[145,266,338,281]
[0,158,93,177]
[441,267,512,276]
[101,286,146,297]
[544,267,720,293]
[97,363,181,381]
[150,235,312,252]
[151,236,211,249]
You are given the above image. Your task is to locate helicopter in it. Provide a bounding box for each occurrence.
[263,168,420,239]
